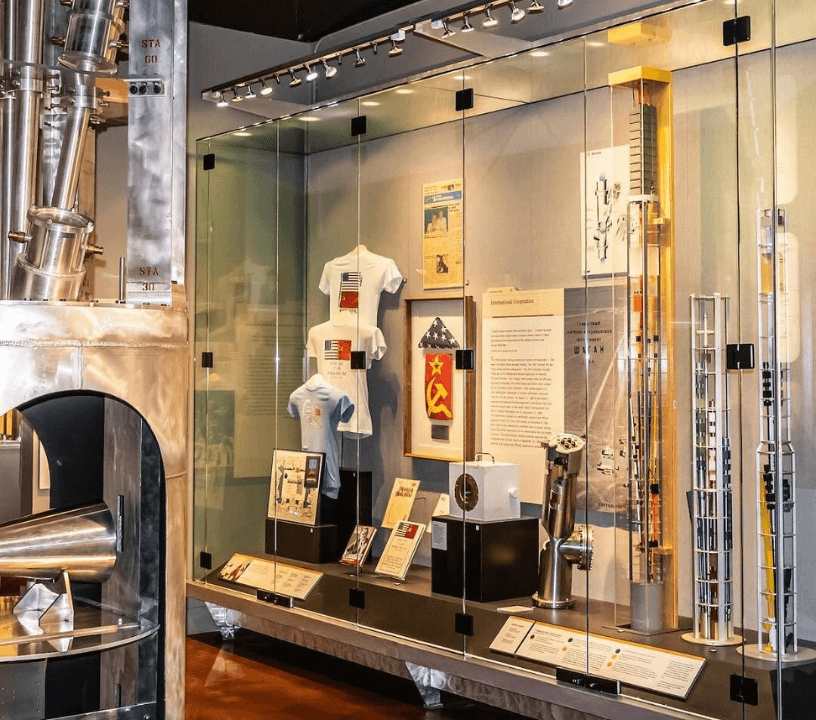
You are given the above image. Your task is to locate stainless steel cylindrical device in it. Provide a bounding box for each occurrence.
[0,502,117,582]
[59,0,126,74]
[533,433,592,609]
[9,205,97,300]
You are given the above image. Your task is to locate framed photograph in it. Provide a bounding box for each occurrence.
[267,449,325,526]
[339,525,378,567]
[404,295,475,461]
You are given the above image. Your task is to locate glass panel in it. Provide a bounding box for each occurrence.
[350,68,467,652]
[193,121,294,586]
[772,0,816,698]
[193,139,211,582]
[584,2,747,717]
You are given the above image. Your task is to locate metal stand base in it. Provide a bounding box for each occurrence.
[531,593,574,610]
[738,645,816,663]
[682,633,743,647]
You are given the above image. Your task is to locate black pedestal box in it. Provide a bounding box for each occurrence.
[266,467,372,564]
[431,516,539,602]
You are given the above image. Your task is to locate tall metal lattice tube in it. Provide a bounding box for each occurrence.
[627,97,665,633]
[684,294,739,646]
[754,209,798,658]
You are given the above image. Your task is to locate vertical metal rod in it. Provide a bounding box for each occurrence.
[118,256,126,302]
[51,77,94,210]
[11,0,46,237]
[0,0,17,297]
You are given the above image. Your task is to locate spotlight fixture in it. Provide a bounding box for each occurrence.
[216,92,229,108]
[557,0,573,7]
[322,59,337,78]
[461,14,475,32]
[354,49,366,68]
[274,75,281,84]
[388,39,403,56]
[372,42,378,54]
[289,70,302,87]
[509,1,525,22]
[259,78,273,96]
[528,0,544,11]
[442,19,456,38]
[231,87,243,102]
[244,84,257,99]
[305,64,318,82]
[483,6,498,28]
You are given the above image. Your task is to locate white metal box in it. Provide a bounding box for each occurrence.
[448,459,520,521]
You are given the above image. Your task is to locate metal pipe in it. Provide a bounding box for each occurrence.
[0,0,10,298]
[532,434,592,609]
[10,0,46,238]
[50,75,94,210]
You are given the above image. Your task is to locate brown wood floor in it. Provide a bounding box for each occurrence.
[186,632,526,720]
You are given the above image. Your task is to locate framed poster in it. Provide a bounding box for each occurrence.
[267,449,325,526]
[404,296,475,461]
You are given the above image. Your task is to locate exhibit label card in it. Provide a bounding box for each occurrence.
[375,520,425,580]
[491,618,705,699]
[219,553,323,601]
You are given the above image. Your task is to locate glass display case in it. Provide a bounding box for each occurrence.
[192,0,816,717]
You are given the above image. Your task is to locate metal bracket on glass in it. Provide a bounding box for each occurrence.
[348,588,365,609]
[455,88,474,112]
[204,602,239,639]
[351,115,367,137]
[125,76,166,96]
[405,662,446,709]
[455,349,475,370]
[726,343,754,371]
[199,550,212,569]
[729,674,758,706]
[556,668,620,696]
[202,154,215,171]
[350,351,366,370]
[454,611,474,637]
[257,590,295,608]
[722,16,751,47]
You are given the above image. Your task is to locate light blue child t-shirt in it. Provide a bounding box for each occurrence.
[288,374,354,499]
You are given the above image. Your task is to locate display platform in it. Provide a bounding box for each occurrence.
[191,557,816,720]
[0,596,157,662]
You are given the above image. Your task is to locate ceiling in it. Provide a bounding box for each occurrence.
[188,0,423,43]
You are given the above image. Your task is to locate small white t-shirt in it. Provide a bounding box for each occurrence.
[288,375,354,500]
[319,247,403,328]
[306,321,386,439]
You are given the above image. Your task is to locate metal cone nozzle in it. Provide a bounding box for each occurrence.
[0,502,117,583]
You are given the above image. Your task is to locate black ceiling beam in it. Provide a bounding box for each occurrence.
[188,0,423,43]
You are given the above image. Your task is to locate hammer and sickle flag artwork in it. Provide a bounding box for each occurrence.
[418,317,460,421]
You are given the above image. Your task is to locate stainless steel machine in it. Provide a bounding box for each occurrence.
[532,433,592,609]
[0,0,187,715]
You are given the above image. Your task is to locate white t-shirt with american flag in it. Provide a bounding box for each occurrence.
[306,321,386,439]
[319,247,403,329]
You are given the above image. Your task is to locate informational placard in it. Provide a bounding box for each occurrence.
[481,288,564,503]
[490,618,705,700]
[219,553,323,601]
[422,179,463,290]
